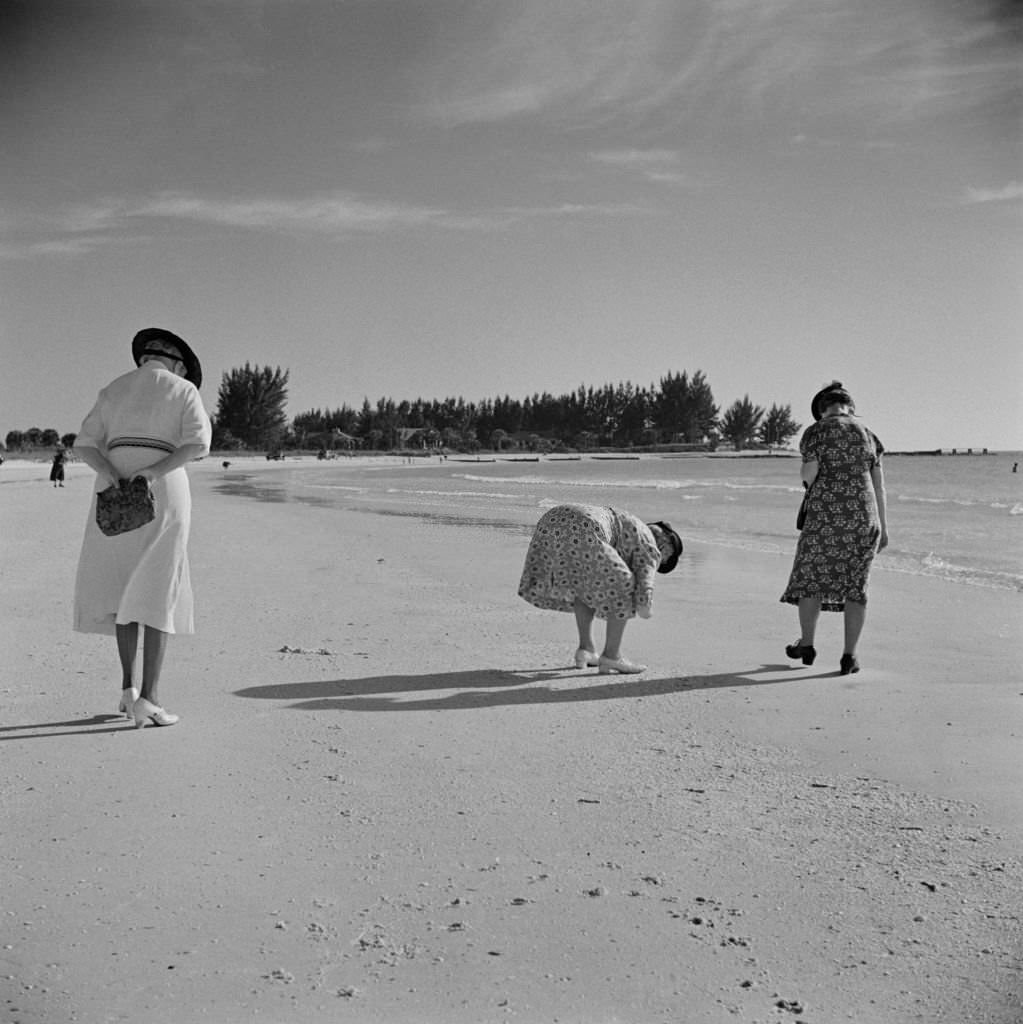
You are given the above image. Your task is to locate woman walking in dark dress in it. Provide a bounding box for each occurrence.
[780,382,888,674]
[50,448,66,487]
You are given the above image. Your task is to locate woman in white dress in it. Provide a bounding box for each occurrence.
[518,504,683,674]
[73,328,212,728]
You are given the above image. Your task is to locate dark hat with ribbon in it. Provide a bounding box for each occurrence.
[810,380,853,421]
[132,327,202,388]
[650,521,684,574]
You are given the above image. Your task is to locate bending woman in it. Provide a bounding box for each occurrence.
[780,381,888,674]
[518,503,683,674]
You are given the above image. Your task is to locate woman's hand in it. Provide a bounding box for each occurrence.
[131,443,206,486]
[877,528,889,552]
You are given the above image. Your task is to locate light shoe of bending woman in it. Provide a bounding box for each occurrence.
[73,328,212,728]
[780,381,888,675]
[518,503,683,674]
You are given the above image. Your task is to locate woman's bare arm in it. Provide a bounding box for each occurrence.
[870,461,888,550]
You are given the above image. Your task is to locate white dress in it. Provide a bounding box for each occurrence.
[73,363,212,635]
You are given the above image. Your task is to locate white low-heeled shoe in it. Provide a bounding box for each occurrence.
[574,647,600,669]
[598,655,647,675]
[133,697,179,729]
[119,687,139,719]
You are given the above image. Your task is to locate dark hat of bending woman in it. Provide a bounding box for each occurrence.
[810,381,854,421]
[132,327,203,388]
[650,521,684,574]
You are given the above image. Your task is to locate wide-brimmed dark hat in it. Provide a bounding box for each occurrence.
[810,380,853,421]
[651,521,684,574]
[132,327,202,388]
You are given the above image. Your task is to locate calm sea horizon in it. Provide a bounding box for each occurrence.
[213,451,1023,594]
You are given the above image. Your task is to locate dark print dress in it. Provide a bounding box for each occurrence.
[518,504,661,620]
[780,415,884,612]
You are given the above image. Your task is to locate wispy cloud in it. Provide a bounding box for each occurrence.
[963,181,1023,205]
[133,192,654,232]
[0,189,654,258]
[415,0,1020,132]
[589,149,681,168]
[131,192,447,232]
[588,148,697,187]
[0,236,118,260]
[417,1,674,126]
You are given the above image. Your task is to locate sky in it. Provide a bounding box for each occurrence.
[2,0,1021,451]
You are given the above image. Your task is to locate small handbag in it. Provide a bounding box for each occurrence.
[96,477,156,536]
[796,484,811,531]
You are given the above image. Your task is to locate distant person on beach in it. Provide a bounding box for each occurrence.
[72,328,211,728]
[780,381,888,674]
[49,448,66,487]
[518,504,683,674]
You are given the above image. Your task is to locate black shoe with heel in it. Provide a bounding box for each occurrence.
[839,654,860,675]
[785,641,817,666]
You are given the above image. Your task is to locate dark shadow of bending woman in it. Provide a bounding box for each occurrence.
[233,663,824,713]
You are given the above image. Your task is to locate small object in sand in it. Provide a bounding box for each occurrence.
[775,998,805,1014]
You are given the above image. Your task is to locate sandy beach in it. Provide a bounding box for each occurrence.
[2,457,1021,1024]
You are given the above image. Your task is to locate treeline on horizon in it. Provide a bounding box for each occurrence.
[4,366,802,455]
[215,366,802,454]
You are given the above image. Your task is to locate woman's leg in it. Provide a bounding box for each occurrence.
[843,599,866,655]
[573,600,596,653]
[116,622,138,689]
[140,626,169,705]
[797,596,821,645]
[602,616,628,661]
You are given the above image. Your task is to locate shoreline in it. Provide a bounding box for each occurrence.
[1,465,1020,1022]
[3,442,1018,480]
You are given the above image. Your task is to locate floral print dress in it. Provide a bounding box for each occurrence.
[518,504,661,620]
[780,415,884,612]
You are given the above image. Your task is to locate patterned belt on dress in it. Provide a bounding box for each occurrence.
[107,436,176,454]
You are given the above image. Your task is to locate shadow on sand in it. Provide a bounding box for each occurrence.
[234,662,835,712]
[0,713,136,741]
[1,665,839,740]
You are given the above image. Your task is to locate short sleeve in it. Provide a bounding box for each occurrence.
[178,387,213,454]
[799,424,822,463]
[73,392,108,450]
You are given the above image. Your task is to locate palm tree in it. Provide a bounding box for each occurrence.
[214,364,290,450]
[758,404,801,448]
[719,395,765,450]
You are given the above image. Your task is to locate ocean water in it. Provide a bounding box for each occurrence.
[214,452,1023,593]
